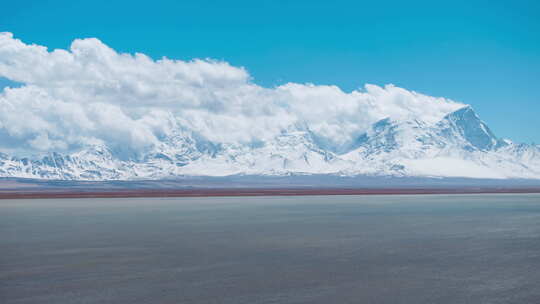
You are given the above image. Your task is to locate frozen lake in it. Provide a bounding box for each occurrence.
[2,194,540,303]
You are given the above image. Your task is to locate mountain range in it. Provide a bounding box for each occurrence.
[0,105,539,181]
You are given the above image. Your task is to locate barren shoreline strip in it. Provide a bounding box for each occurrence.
[1,187,540,199]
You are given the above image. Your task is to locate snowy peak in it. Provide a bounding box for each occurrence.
[355,118,400,155]
[440,106,501,151]
[349,116,443,158]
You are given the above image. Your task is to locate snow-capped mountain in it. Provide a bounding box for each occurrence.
[0,106,539,180]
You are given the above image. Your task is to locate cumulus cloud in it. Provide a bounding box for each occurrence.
[0,32,465,157]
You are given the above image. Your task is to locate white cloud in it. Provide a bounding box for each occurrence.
[0,32,465,157]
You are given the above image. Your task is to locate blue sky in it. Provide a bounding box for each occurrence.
[1,0,539,143]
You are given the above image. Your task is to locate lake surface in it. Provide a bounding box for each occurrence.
[2,194,540,304]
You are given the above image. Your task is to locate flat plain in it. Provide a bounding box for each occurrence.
[2,194,540,303]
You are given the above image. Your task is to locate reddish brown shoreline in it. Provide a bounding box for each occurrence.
[1,188,540,199]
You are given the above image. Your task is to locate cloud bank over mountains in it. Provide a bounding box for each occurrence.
[0,32,464,157]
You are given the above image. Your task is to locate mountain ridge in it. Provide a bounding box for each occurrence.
[1,106,539,180]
